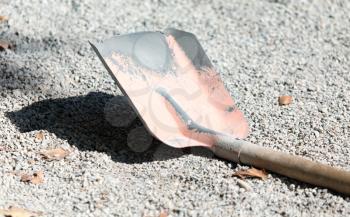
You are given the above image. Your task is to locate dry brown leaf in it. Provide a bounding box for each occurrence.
[0,41,13,51]
[0,206,42,217]
[233,167,268,180]
[34,132,44,142]
[0,16,8,22]
[40,147,70,160]
[159,211,168,217]
[20,171,44,184]
[278,95,292,106]
[28,159,36,165]
[20,174,33,183]
[31,171,44,184]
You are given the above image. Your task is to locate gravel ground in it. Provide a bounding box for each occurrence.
[1,0,350,216]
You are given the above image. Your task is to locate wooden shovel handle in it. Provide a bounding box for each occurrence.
[210,135,350,195]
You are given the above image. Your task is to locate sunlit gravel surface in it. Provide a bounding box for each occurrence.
[0,0,350,216]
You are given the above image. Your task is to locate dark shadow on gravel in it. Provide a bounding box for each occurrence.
[7,92,334,195]
[5,92,208,163]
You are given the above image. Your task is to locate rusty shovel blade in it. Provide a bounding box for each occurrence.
[90,28,249,148]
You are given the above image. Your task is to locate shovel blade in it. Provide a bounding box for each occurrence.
[90,28,249,148]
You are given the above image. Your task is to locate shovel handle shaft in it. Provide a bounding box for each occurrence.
[211,135,350,195]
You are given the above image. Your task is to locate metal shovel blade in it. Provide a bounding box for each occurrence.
[90,28,249,148]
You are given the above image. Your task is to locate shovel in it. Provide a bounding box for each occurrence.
[90,28,350,195]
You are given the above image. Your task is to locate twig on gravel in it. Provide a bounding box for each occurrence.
[237,179,253,191]
[0,15,8,21]
[0,206,43,217]
[40,147,71,161]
